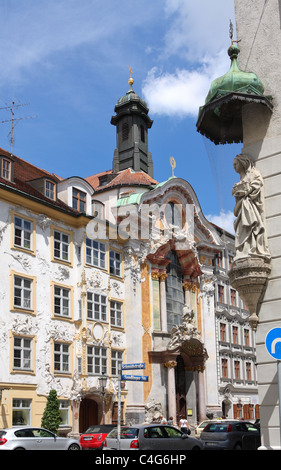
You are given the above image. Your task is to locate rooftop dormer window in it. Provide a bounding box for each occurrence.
[45,179,56,200]
[0,156,13,181]
[2,159,11,180]
[72,187,86,212]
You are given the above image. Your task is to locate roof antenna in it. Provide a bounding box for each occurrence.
[0,101,37,155]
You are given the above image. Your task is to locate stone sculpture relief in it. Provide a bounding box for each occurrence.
[232,154,270,260]
[229,153,271,330]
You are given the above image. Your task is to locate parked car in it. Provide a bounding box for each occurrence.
[104,424,204,450]
[80,424,115,449]
[195,418,239,438]
[200,420,261,450]
[0,427,81,450]
[195,420,211,439]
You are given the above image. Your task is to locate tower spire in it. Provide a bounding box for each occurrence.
[111,70,154,177]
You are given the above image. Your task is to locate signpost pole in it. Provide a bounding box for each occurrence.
[278,360,281,447]
[117,366,121,451]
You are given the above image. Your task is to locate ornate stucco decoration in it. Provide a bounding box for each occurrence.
[228,154,271,330]
[168,305,204,351]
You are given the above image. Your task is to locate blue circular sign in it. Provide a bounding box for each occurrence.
[265,328,281,360]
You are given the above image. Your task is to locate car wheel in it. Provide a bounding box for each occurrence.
[14,447,25,450]
[192,446,201,450]
[68,443,80,450]
[234,443,242,450]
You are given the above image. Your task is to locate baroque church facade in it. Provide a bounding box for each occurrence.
[0,76,259,435]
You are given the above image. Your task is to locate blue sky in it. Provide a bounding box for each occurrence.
[0,0,242,232]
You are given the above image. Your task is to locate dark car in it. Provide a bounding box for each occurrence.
[104,424,204,450]
[80,424,115,450]
[200,420,261,450]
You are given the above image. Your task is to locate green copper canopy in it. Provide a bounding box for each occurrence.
[196,44,273,145]
[205,44,265,105]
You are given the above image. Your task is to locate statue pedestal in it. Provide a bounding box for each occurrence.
[228,256,271,330]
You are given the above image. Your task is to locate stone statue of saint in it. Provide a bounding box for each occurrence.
[232,153,270,260]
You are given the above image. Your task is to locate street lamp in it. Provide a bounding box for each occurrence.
[99,372,107,425]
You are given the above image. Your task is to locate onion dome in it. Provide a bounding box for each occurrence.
[196,44,273,145]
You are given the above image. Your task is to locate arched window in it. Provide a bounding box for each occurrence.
[166,251,184,332]
[165,202,182,228]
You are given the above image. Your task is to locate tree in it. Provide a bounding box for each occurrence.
[41,389,61,434]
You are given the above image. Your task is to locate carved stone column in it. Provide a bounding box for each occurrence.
[163,361,177,420]
[198,368,207,422]
[183,279,192,309]
[159,273,168,332]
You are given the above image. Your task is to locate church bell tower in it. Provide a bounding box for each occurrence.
[111,70,154,177]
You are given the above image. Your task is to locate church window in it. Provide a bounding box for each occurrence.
[165,251,184,332]
[165,202,182,228]
[109,250,122,277]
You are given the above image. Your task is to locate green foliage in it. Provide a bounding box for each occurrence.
[41,389,61,434]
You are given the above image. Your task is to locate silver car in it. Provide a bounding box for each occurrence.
[0,427,81,450]
[104,424,203,450]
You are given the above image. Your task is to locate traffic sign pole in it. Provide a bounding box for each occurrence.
[273,360,281,448]
[265,328,281,447]
[117,366,121,451]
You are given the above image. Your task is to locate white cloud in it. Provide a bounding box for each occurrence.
[142,0,235,118]
[163,0,235,61]
[207,210,235,235]
[142,50,229,118]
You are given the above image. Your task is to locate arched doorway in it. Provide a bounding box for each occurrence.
[79,398,98,432]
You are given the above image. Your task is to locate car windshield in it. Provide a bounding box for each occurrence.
[0,431,6,437]
[107,427,139,439]
[204,423,231,433]
[84,425,113,434]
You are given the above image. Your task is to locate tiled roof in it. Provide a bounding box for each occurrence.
[85,167,158,192]
[0,147,82,215]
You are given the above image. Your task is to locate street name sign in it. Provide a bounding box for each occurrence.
[121,363,145,370]
[121,374,148,382]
